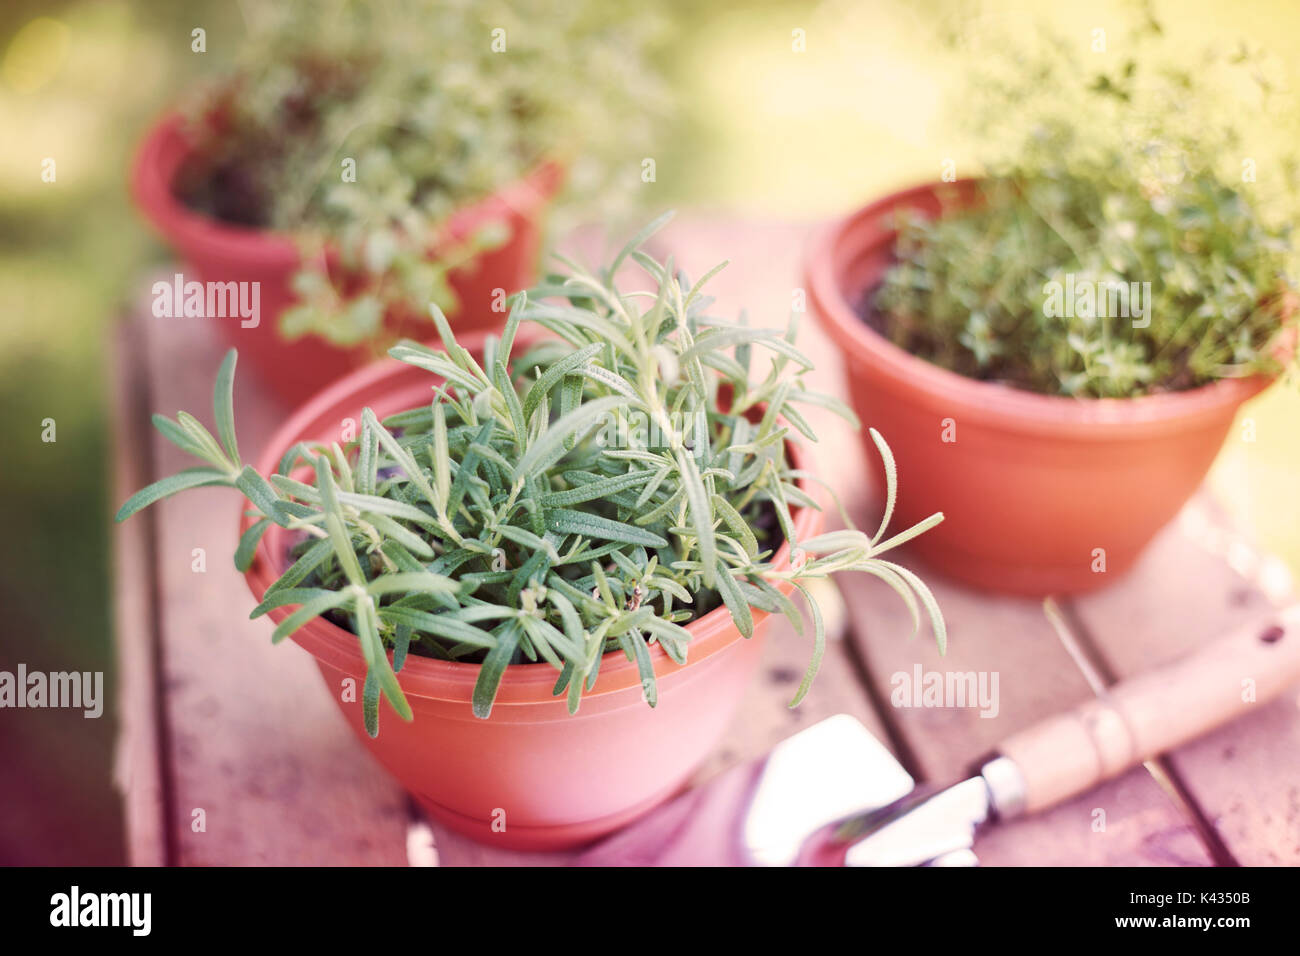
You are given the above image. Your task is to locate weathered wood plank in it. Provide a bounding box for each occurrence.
[140,292,411,866]
[837,544,1213,865]
[1068,496,1300,866]
[111,313,169,867]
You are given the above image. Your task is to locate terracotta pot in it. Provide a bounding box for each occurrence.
[132,112,562,405]
[807,180,1276,595]
[242,332,823,850]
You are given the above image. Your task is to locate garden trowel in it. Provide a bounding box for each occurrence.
[575,603,1300,866]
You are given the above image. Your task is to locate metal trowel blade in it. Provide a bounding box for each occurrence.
[573,714,915,866]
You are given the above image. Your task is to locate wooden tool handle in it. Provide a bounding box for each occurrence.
[998,604,1300,814]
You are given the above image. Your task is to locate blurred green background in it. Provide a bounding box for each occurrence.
[2,0,1297,864]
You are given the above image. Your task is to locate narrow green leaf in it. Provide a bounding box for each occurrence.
[213,349,240,464]
[560,373,584,426]
[250,586,334,620]
[675,447,717,587]
[764,460,798,549]
[868,428,899,545]
[580,364,641,403]
[234,518,270,572]
[788,582,824,707]
[546,508,668,548]
[378,606,498,648]
[361,670,381,738]
[493,524,561,562]
[875,559,948,655]
[151,414,207,460]
[522,343,602,420]
[270,590,352,643]
[315,457,366,587]
[512,395,623,481]
[617,630,657,707]
[608,210,675,280]
[176,412,230,469]
[380,539,431,573]
[788,387,860,428]
[473,622,519,718]
[392,626,412,673]
[862,563,921,636]
[115,467,230,521]
[800,530,873,554]
[495,359,527,447]
[711,494,758,557]
[356,595,412,722]
[356,417,376,496]
[235,466,290,526]
[498,291,525,362]
[540,470,654,508]
[365,572,459,597]
[365,513,435,559]
[388,343,481,391]
[266,538,333,595]
[714,565,753,639]
[676,326,783,365]
[430,400,451,512]
[871,511,945,556]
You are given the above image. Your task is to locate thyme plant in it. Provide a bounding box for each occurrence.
[872,10,1297,397]
[118,216,945,735]
[175,0,666,346]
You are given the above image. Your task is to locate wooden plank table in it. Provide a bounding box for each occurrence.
[112,219,1298,866]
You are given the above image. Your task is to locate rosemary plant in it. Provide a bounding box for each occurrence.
[118,216,945,735]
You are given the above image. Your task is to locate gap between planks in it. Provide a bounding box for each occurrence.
[110,311,175,867]
[1063,499,1300,866]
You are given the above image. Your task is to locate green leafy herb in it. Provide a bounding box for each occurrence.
[118,217,945,734]
[872,9,1298,397]
[175,0,668,347]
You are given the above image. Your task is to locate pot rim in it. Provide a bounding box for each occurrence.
[242,331,822,706]
[131,110,565,266]
[806,178,1281,438]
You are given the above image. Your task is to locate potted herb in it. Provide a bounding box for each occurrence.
[132,0,663,404]
[117,218,945,849]
[808,18,1297,594]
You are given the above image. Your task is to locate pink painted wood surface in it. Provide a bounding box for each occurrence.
[1069,500,1300,865]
